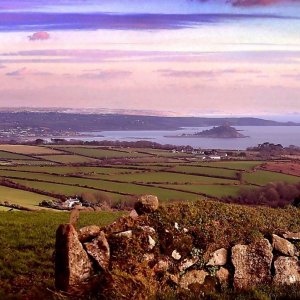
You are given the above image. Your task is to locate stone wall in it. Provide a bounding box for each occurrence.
[55,196,300,297]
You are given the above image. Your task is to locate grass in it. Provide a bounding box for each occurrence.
[0,185,55,209]
[0,151,36,160]
[0,210,125,295]
[60,147,148,158]
[0,165,151,174]
[0,206,12,211]
[0,170,202,201]
[133,148,192,157]
[0,145,62,155]
[9,160,56,166]
[244,170,300,186]
[105,171,236,184]
[161,184,244,198]
[197,161,263,170]
[11,179,121,199]
[173,165,238,178]
[40,155,100,164]
[0,146,298,209]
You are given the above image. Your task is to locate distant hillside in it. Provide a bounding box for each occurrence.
[0,112,298,132]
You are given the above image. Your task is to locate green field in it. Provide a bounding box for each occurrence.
[40,154,99,164]
[104,171,236,184]
[0,165,146,174]
[11,178,121,199]
[0,210,125,295]
[9,160,56,166]
[0,145,299,209]
[173,165,238,178]
[0,145,62,155]
[161,184,244,198]
[0,150,36,160]
[59,147,148,158]
[244,170,300,185]
[197,161,263,170]
[0,185,55,210]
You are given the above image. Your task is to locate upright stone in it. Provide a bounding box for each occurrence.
[231,239,273,290]
[55,224,93,291]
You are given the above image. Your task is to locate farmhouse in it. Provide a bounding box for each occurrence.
[209,155,222,160]
[63,198,82,209]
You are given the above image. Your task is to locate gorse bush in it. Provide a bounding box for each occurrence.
[81,192,136,210]
[223,181,300,208]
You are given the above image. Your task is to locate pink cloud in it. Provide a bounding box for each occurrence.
[28,32,50,41]
[6,67,52,77]
[6,67,28,76]
[80,70,132,80]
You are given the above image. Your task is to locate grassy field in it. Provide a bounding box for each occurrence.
[0,165,147,174]
[40,154,100,164]
[0,211,125,296]
[0,185,55,209]
[173,165,238,178]
[0,151,36,160]
[244,170,300,185]
[0,145,62,155]
[59,147,148,158]
[11,178,121,199]
[197,161,263,170]
[161,184,244,198]
[9,160,56,166]
[104,171,237,184]
[0,145,298,210]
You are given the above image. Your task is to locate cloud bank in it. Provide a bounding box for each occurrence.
[0,12,296,32]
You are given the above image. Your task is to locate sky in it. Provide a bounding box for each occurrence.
[0,0,300,117]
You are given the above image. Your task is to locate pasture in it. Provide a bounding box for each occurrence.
[0,145,62,155]
[0,144,298,210]
[0,211,125,295]
[0,185,55,210]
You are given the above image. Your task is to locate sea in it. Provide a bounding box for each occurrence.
[62,126,300,150]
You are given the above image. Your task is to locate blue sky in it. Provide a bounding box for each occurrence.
[0,0,299,117]
[1,0,300,15]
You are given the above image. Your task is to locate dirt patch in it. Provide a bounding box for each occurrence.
[259,162,300,177]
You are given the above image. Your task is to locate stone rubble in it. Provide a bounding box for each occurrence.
[55,195,300,297]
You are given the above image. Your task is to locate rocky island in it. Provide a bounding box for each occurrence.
[180,124,248,139]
